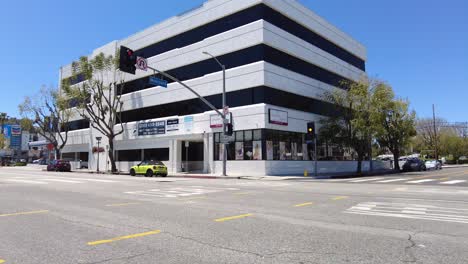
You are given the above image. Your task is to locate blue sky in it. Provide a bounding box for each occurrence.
[0,0,466,122]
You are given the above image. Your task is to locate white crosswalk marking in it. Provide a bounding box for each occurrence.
[350,177,384,183]
[125,186,239,198]
[346,202,468,224]
[440,180,467,185]
[377,178,408,183]
[40,178,83,184]
[407,179,436,184]
[3,179,48,185]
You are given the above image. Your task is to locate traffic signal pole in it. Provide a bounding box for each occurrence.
[121,46,228,176]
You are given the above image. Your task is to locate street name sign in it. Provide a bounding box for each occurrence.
[149,76,168,88]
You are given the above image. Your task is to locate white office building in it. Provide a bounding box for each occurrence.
[60,0,381,176]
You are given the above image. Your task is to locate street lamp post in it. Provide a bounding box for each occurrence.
[203,51,227,176]
[96,136,102,173]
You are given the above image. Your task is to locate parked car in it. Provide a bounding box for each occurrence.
[425,160,442,170]
[47,160,71,172]
[130,160,168,177]
[402,158,426,172]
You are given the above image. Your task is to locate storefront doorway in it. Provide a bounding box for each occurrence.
[181,141,204,173]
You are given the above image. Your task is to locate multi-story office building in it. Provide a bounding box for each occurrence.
[60,0,369,175]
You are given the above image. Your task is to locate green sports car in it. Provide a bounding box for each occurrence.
[130,160,168,177]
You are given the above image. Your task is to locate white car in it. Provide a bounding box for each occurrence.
[425,160,442,170]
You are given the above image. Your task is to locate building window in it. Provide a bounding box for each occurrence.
[214,129,307,161]
[144,148,170,161]
[117,150,142,162]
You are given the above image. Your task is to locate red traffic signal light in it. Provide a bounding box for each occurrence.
[119,46,137,74]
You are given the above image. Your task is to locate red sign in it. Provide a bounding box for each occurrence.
[47,143,54,151]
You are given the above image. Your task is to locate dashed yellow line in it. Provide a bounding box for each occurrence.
[214,213,253,222]
[234,192,250,196]
[294,202,314,207]
[0,259,5,263]
[0,210,49,217]
[87,230,161,246]
[332,196,348,201]
[105,202,140,207]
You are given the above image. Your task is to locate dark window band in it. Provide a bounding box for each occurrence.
[119,44,352,95]
[119,86,340,124]
[67,119,90,131]
[133,4,364,70]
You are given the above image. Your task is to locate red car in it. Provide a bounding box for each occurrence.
[47,160,72,172]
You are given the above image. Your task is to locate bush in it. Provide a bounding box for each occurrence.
[15,162,27,166]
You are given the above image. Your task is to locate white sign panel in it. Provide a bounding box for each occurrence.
[210,113,232,128]
[269,109,288,126]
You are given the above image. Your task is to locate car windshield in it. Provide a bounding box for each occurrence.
[141,160,164,166]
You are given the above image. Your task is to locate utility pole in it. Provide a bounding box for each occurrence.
[432,104,438,160]
[96,136,102,173]
[203,51,227,176]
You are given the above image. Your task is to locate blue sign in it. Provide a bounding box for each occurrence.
[138,121,166,136]
[149,77,168,88]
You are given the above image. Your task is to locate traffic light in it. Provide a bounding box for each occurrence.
[307,122,316,137]
[225,123,233,136]
[119,46,137,74]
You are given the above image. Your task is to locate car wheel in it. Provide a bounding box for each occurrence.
[146,170,154,177]
[161,173,168,177]
[130,169,136,176]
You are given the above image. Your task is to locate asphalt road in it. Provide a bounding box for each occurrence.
[1,166,468,264]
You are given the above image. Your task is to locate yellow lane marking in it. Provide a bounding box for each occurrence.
[294,202,314,207]
[332,196,348,201]
[88,230,161,246]
[214,213,253,222]
[105,202,140,207]
[234,192,250,195]
[0,210,49,218]
[0,259,5,263]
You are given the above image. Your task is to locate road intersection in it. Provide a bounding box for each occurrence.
[0,166,467,263]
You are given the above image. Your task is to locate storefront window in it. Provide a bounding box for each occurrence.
[214,129,307,161]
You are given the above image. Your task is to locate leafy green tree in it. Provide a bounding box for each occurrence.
[62,52,124,173]
[320,78,375,175]
[371,84,416,170]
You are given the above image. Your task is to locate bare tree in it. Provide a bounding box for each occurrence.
[19,86,72,158]
[62,53,124,173]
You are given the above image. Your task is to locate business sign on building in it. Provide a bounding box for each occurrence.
[166,119,179,132]
[1,125,22,150]
[184,116,194,133]
[210,113,232,128]
[138,121,166,136]
[269,109,288,126]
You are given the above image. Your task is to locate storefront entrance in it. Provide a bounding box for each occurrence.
[181,141,204,173]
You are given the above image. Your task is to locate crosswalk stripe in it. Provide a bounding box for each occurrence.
[407,179,436,184]
[440,180,467,185]
[2,179,48,184]
[377,178,408,183]
[350,177,383,183]
[41,179,83,183]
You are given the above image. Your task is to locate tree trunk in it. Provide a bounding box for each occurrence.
[54,146,61,160]
[108,137,117,174]
[392,149,401,171]
[356,152,363,175]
